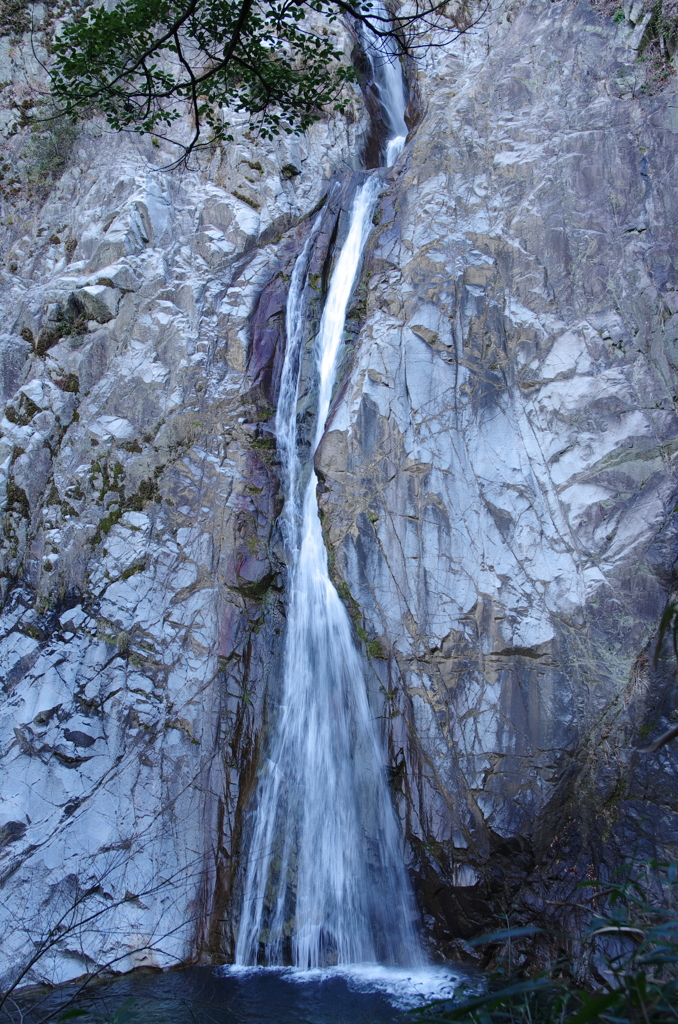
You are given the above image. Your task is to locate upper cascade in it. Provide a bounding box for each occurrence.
[360,2,409,166]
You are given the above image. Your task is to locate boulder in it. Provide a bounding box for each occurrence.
[69,284,121,323]
[91,262,142,293]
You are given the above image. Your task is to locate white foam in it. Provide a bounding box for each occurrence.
[218,963,465,1010]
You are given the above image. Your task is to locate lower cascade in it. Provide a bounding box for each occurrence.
[235,16,421,971]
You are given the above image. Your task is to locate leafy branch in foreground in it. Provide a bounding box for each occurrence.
[415,864,678,1024]
[42,0,483,164]
[49,0,358,161]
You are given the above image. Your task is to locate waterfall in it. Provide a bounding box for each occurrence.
[235,9,419,971]
[360,11,409,166]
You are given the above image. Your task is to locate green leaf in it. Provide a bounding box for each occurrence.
[45,0,405,162]
[564,992,621,1024]
[468,925,543,947]
[418,977,559,1021]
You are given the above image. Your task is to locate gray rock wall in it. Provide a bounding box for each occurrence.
[316,0,678,956]
[0,25,367,984]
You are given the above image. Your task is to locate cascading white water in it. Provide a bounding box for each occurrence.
[235,11,419,971]
[360,5,409,165]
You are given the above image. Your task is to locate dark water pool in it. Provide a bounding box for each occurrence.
[22,963,470,1024]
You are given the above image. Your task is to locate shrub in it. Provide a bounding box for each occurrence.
[417,865,678,1024]
[24,108,79,197]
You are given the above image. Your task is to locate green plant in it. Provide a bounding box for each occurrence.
[0,0,31,38]
[59,996,140,1021]
[56,373,80,393]
[43,0,485,163]
[366,638,385,659]
[5,482,30,520]
[281,161,301,178]
[416,865,678,1024]
[656,600,678,662]
[226,679,255,705]
[232,188,260,210]
[636,1,678,93]
[32,299,89,357]
[48,0,363,164]
[22,104,79,198]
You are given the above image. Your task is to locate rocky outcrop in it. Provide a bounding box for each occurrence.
[316,0,678,957]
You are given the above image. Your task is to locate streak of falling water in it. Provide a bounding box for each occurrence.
[235,11,419,971]
[360,3,409,166]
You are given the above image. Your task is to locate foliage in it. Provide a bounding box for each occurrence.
[24,108,79,190]
[59,998,140,1022]
[643,0,678,58]
[588,0,678,93]
[415,865,678,1024]
[48,0,366,162]
[44,0,478,163]
[0,0,32,38]
[1,97,78,202]
[635,1,678,93]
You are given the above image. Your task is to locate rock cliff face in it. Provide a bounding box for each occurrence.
[1,0,677,988]
[318,0,678,955]
[0,22,367,982]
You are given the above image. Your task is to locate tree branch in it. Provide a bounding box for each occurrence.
[637,721,678,753]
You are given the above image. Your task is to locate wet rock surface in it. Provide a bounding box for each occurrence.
[316,0,678,956]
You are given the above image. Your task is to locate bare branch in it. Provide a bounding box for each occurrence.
[637,721,678,753]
